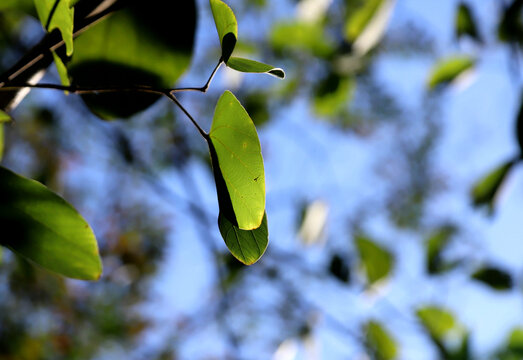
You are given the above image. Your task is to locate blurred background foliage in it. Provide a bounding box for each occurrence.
[1,0,523,359]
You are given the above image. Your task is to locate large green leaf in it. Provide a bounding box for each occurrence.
[227,57,285,79]
[427,56,475,90]
[67,0,196,119]
[355,235,393,286]
[34,0,74,56]
[218,212,268,265]
[365,320,398,360]
[0,166,102,280]
[210,0,237,63]
[471,159,516,213]
[208,91,265,230]
[471,266,513,291]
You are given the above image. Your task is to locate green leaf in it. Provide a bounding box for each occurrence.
[0,109,11,123]
[68,0,196,119]
[208,91,265,230]
[209,0,238,63]
[425,225,457,275]
[270,21,335,57]
[365,320,399,360]
[427,56,475,90]
[34,0,74,56]
[226,57,285,79]
[313,73,355,117]
[355,235,393,286]
[417,306,459,341]
[218,212,268,265]
[471,266,513,291]
[471,159,516,214]
[508,328,523,353]
[0,166,102,280]
[52,51,70,87]
[455,2,482,43]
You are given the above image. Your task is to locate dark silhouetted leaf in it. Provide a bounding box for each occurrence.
[365,320,398,360]
[0,166,102,280]
[427,56,475,90]
[329,254,350,283]
[208,91,265,230]
[68,0,196,118]
[355,235,393,286]
[471,159,516,214]
[498,0,523,45]
[471,266,513,291]
[425,225,457,275]
[210,0,238,63]
[516,91,523,155]
[455,2,482,43]
[227,57,285,79]
[34,0,74,55]
[218,212,268,265]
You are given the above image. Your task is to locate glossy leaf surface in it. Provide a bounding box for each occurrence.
[209,91,265,230]
[34,0,74,55]
[427,56,475,90]
[210,0,237,62]
[0,166,102,280]
[356,236,393,286]
[227,57,285,79]
[218,212,268,265]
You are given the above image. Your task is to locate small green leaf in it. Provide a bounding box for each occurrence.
[508,328,523,353]
[346,0,383,42]
[34,0,74,56]
[210,0,238,63]
[218,212,268,265]
[417,306,458,341]
[455,2,482,43]
[471,159,516,213]
[313,73,355,117]
[471,266,513,291]
[208,91,265,230]
[52,51,70,87]
[365,320,399,360]
[227,57,285,79]
[355,235,393,286]
[0,166,102,280]
[425,225,457,275]
[0,110,11,123]
[427,56,475,90]
[270,21,335,57]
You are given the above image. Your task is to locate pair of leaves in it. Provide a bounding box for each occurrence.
[210,0,284,79]
[208,91,268,265]
[0,166,102,280]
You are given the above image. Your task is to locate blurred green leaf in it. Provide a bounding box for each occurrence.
[455,2,482,43]
[471,266,513,291]
[0,109,11,123]
[52,51,70,87]
[345,0,395,55]
[355,236,393,286]
[0,166,102,280]
[218,211,268,265]
[34,0,74,56]
[498,0,523,45]
[365,320,398,360]
[427,56,475,90]
[471,159,516,214]
[270,21,335,57]
[313,73,355,117]
[227,57,285,79]
[68,0,196,118]
[210,0,238,63]
[425,225,457,275]
[417,306,460,342]
[208,91,265,230]
[508,328,523,353]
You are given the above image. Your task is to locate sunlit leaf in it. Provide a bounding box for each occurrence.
[68,0,196,118]
[471,266,513,291]
[471,159,516,214]
[365,320,398,360]
[227,57,285,79]
[355,235,393,286]
[417,306,459,341]
[52,51,70,87]
[508,328,523,353]
[427,56,475,90]
[0,166,102,280]
[345,0,395,55]
[218,212,268,265]
[210,0,238,63]
[298,200,328,245]
[34,0,74,56]
[455,2,482,43]
[208,91,265,230]
[270,21,335,57]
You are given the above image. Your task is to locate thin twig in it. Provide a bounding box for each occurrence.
[171,60,223,93]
